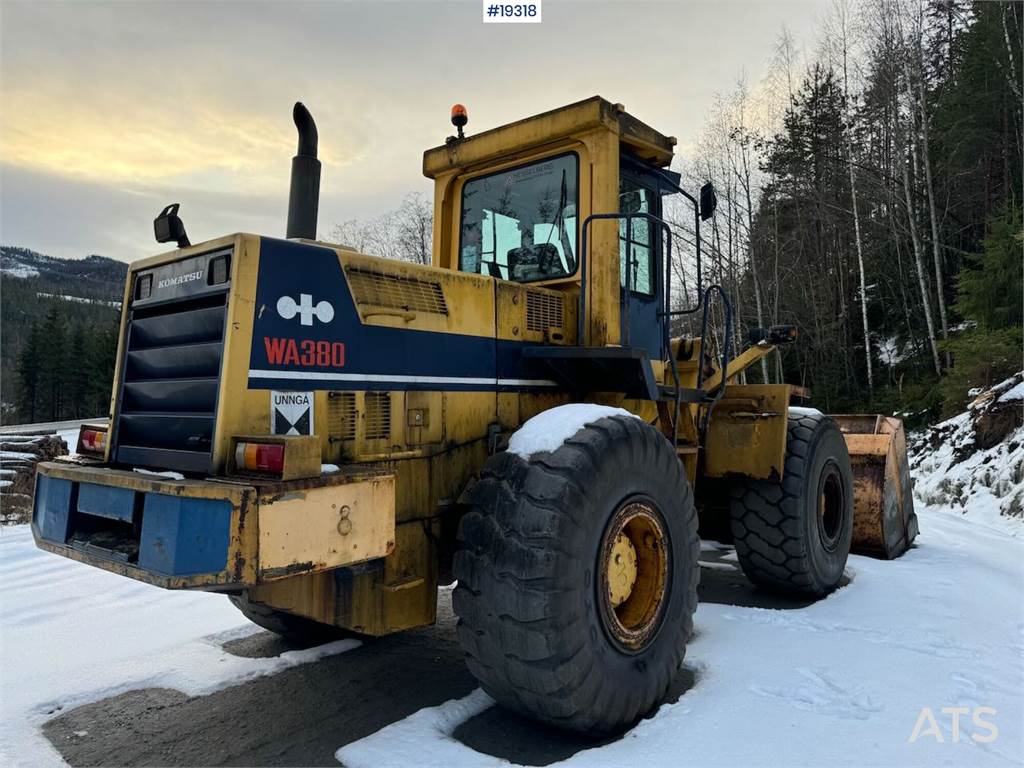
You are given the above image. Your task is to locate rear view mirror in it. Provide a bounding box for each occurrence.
[699,182,717,221]
[620,190,643,215]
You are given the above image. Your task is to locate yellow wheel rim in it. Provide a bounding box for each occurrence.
[598,499,670,652]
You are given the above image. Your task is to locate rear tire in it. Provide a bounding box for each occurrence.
[228,592,354,645]
[453,413,699,733]
[729,410,853,597]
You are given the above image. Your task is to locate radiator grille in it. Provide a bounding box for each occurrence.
[111,249,230,475]
[526,290,564,332]
[327,392,357,441]
[364,392,392,441]
[114,301,226,473]
[346,268,448,315]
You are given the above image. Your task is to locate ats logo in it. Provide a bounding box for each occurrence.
[264,337,345,368]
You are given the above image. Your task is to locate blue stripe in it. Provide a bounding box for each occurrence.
[247,238,561,392]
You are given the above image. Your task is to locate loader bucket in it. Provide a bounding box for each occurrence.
[831,415,919,559]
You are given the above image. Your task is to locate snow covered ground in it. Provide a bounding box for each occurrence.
[0,525,358,767]
[338,506,1023,767]
[2,502,1021,767]
[3,392,1022,767]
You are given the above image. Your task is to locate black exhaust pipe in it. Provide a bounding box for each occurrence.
[286,102,321,240]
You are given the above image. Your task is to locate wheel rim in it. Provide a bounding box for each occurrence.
[817,462,845,552]
[598,498,670,653]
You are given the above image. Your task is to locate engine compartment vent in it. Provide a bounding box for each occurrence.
[526,289,564,332]
[346,268,448,315]
[327,392,357,441]
[364,392,392,441]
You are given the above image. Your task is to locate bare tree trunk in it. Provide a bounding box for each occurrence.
[740,148,769,383]
[906,5,949,358]
[836,0,874,394]
[901,130,941,376]
[772,187,784,383]
[847,145,873,393]
[916,78,949,348]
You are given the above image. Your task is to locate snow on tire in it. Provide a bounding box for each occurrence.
[453,413,699,733]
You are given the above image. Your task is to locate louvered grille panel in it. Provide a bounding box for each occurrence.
[112,251,230,474]
[328,392,357,441]
[346,268,448,315]
[526,290,564,332]
[364,392,392,441]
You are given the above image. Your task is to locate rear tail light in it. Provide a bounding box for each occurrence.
[229,435,321,480]
[77,426,109,456]
[234,441,285,473]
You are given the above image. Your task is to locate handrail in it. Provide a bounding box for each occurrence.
[697,284,734,437]
[575,190,721,447]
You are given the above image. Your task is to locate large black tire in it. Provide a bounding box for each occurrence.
[453,414,699,733]
[729,410,854,597]
[228,592,353,645]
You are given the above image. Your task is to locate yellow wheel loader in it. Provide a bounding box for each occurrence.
[31,97,918,733]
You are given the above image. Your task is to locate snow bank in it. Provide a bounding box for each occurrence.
[337,689,496,767]
[0,525,358,767]
[910,372,1023,532]
[507,404,639,459]
[338,507,1023,767]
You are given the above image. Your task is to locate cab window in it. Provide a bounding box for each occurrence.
[459,154,578,283]
[619,180,655,296]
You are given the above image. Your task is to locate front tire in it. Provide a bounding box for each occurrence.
[453,414,699,733]
[729,410,854,597]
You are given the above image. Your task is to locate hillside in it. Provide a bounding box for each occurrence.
[0,246,126,420]
[910,372,1024,531]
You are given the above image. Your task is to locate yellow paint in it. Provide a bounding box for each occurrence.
[703,384,790,480]
[40,96,898,642]
[258,475,395,579]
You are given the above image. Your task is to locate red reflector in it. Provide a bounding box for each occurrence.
[235,442,285,473]
[79,428,107,454]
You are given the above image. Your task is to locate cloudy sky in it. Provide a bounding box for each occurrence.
[1,0,828,262]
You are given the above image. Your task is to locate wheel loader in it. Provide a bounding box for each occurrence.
[30,96,918,732]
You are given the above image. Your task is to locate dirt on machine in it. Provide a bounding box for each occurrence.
[30,97,917,733]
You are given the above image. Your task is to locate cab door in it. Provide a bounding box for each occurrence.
[619,160,664,359]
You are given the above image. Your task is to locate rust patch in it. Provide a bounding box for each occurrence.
[261,561,319,579]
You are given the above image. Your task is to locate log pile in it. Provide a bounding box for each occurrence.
[1,434,68,524]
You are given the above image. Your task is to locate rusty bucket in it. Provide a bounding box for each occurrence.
[831,414,919,559]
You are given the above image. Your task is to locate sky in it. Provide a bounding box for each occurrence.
[0,0,829,262]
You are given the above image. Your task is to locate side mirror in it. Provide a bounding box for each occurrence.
[699,182,717,221]
[154,203,191,248]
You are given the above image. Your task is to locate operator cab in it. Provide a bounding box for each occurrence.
[426,96,692,362]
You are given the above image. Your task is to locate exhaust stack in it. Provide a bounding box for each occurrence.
[286,102,321,240]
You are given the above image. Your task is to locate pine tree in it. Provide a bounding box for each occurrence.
[940,203,1023,411]
[16,323,42,423]
[38,306,67,421]
[65,324,88,418]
